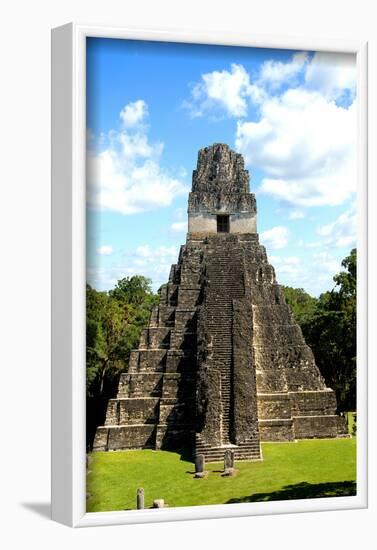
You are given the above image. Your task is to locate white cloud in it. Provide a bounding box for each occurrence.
[183,52,356,210]
[87,100,188,215]
[305,52,356,101]
[259,53,308,88]
[135,245,178,258]
[96,245,113,255]
[171,221,187,233]
[317,208,357,248]
[260,226,289,249]
[270,255,301,279]
[268,250,343,296]
[236,89,356,207]
[312,251,341,276]
[88,244,179,292]
[298,240,321,249]
[288,210,305,220]
[184,63,263,118]
[120,99,148,127]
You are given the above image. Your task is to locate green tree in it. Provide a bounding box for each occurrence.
[281,286,318,325]
[109,275,156,307]
[283,249,356,412]
[313,249,356,411]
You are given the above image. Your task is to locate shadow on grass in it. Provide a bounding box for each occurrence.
[175,446,195,463]
[226,481,356,504]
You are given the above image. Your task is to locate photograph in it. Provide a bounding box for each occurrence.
[84,37,357,513]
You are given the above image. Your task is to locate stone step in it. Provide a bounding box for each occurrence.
[196,448,261,457]
[196,447,261,453]
[195,451,261,462]
[196,444,261,451]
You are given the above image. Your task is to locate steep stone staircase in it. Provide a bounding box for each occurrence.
[195,438,262,462]
[206,242,245,445]
[195,237,262,462]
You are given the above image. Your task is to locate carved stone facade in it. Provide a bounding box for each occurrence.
[93,143,348,461]
[188,143,257,236]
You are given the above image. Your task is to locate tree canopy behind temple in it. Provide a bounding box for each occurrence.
[283,248,356,412]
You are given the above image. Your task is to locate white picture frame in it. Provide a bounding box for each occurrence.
[51,23,368,528]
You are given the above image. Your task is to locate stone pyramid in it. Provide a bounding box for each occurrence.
[93,143,347,461]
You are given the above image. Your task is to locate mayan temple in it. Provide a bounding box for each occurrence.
[93,143,347,461]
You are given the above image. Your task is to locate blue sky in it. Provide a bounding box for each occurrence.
[86,38,357,297]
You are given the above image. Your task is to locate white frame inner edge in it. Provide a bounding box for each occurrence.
[51,23,368,528]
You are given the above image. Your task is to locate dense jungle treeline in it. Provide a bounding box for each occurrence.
[86,248,356,448]
[282,248,356,414]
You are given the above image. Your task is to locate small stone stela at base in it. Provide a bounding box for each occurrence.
[93,143,348,462]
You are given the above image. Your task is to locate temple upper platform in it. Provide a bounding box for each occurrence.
[188,143,257,237]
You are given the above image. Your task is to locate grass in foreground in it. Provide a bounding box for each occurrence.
[86,438,356,512]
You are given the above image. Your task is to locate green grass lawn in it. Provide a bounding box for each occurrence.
[86,438,356,512]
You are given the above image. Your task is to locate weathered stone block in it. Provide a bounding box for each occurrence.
[117,373,163,398]
[293,415,347,439]
[107,425,156,450]
[93,427,109,451]
[165,350,193,373]
[139,327,171,349]
[257,393,292,420]
[128,349,167,373]
[118,398,159,425]
[258,419,295,441]
[177,287,201,308]
[173,309,197,332]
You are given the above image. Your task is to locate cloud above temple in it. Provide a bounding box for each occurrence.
[185,52,356,208]
[87,100,188,215]
[258,52,308,89]
[304,52,356,101]
[236,89,356,207]
[183,63,264,118]
[120,99,148,127]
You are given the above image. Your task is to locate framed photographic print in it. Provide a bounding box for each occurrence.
[51,23,368,527]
